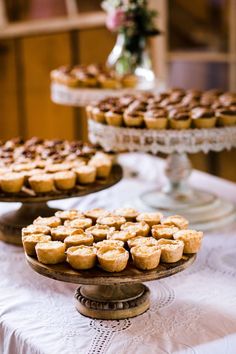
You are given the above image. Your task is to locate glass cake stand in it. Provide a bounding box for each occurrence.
[0,165,122,246]
[26,252,196,320]
[88,120,236,230]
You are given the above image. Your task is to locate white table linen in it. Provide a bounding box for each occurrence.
[0,154,236,354]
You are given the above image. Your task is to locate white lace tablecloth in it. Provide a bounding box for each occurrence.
[0,154,236,354]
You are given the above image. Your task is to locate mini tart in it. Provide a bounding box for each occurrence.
[36,241,66,264]
[54,171,76,190]
[107,230,136,242]
[12,162,36,172]
[105,110,123,127]
[22,234,51,256]
[29,174,54,193]
[113,208,138,222]
[191,107,216,128]
[46,163,71,173]
[64,217,93,230]
[144,110,168,129]
[74,165,96,184]
[120,221,150,237]
[85,105,94,120]
[151,225,179,240]
[0,172,24,193]
[127,236,158,249]
[121,74,138,88]
[96,215,126,230]
[50,226,77,241]
[94,239,124,249]
[173,229,203,253]
[157,239,184,263]
[99,76,120,89]
[88,157,112,179]
[91,107,107,124]
[55,209,84,221]
[64,232,94,249]
[84,208,110,223]
[22,224,51,237]
[97,246,129,272]
[169,112,191,130]
[136,212,163,227]
[67,245,96,270]
[131,245,161,270]
[33,216,61,228]
[123,111,143,127]
[85,225,115,242]
[161,215,189,230]
[216,108,236,126]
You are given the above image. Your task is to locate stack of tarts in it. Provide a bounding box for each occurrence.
[22,208,203,272]
[87,88,236,129]
[0,137,115,197]
[51,64,138,89]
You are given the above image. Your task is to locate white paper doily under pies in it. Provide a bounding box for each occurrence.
[88,120,236,230]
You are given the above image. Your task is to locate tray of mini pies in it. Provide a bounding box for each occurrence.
[86,88,236,129]
[23,208,202,280]
[0,137,122,201]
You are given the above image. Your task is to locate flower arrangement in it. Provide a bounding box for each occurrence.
[102,0,160,75]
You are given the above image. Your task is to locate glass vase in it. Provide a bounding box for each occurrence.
[107,33,155,87]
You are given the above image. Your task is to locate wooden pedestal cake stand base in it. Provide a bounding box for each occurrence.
[0,165,122,246]
[26,253,196,320]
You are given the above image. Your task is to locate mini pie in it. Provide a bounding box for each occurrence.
[97,246,129,272]
[105,110,123,127]
[94,239,124,249]
[161,215,189,230]
[29,174,54,193]
[64,217,93,230]
[22,234,52,256]
[55,209,84,221]
[50,226,77,241]
[157,239,184,263]
[46,163,72,173]
[85,225,115,242]
[173,229,203,253]
[131,245,161,270]
[88,157,112,179]
[84,208,109,223]
[35,241,66,264]
[75,165,96,184]
[33,216,61,228]
[120,221,150,237]
[113,207,139,221]
[97,215,126,230]
[152,225,179,240]
[64,231,94,248]
[123,111,143,127]
[127,236,158,249]
[0,172,24,193]
[136,212,163,227]
[53,171,76,190]
[22,224,51,237]
[67,245,96,270]
[107,230,136,242]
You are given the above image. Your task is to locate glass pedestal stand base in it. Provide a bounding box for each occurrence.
[140,153,236,230]
[0,203,61,246]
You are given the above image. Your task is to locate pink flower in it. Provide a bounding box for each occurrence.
[106,9,125,31]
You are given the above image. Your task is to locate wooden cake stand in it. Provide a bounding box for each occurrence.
[0,165,122,246]
[26,253,196,320]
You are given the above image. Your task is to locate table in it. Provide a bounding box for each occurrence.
[1,154,236,354]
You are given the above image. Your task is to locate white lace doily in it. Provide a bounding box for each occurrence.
[88,120,236,154]
[51,82,160,107]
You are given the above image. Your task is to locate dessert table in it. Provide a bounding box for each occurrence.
[1,154,236,354]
